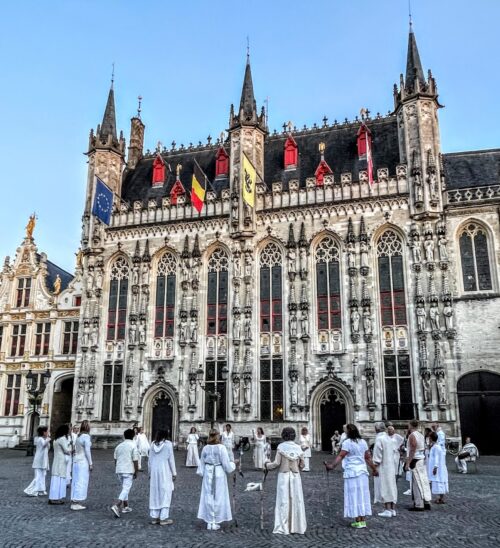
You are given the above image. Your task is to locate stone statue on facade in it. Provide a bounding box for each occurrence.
[132,265,140,286]
[82,322,90,347]
[288,247,297,275]
[141,263,150,286]
[232,377,240,406]
[416,303,427,331]
[362,309,372,335]
[436,371,448,405]
[290,313,297,338]
[411,241,422,263]
[366,373,375,404]
[188,378,197,407]
[90,323,98,348]
[443,303,454,331]
[347,243,356,269]
[299,247,308,274]
[351,308,360,333]
[232,315,241,340]
[244,317,252,340]
[180,321,187,343]
[424,235,435,263]
[190,318,198,342]
[429,303,440,330]
[243,376,251,406]
[360,241,369,269]
[129,321,137,344]
[244,252,252,278]
[300,310,309,337]
[422,370,432,404]
[438,235,448,262]
[289,374,299,405]
[138,320,146,345]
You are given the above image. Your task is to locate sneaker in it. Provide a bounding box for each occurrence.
[159,519,173,526]
[150,519,160,525]
[358,521,367,529]
[41,492,48,496]
[403,489,411,495]
[206,523,212,530]
[211,524,220,530]
[71,504,86,511]
[424,503,432,511]
[391,509,397,517]
[377,510,393,517]
[111,505,121,518]
[121,507,133,513]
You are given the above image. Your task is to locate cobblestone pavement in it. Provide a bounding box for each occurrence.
[1,448,499,548]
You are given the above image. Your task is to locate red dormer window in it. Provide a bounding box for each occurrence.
[152,154,165,187]
[284,136,298,169]
[215,146,229,177]
[357,124,372,160]
[315,160,332,185]
[170,180,185,205]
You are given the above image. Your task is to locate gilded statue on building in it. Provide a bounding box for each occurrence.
[25,213,36,239]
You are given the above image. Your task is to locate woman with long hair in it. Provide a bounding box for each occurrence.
[186,426,200,467]
[149,429,176,525]
[70,420,93,511]
[252,427,266,470]
[197,429,236,530]
[48,424,71,504]
[24,425,50,497]
[326,423,377,529]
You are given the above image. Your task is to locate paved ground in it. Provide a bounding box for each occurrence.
[1,448,499,548]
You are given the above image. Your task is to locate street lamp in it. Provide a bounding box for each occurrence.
[26,368,51,456]
[195,364,229,429]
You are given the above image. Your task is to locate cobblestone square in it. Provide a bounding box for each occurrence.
[1,449,499,548]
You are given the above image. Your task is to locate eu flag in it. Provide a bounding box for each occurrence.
[92,177,113,225]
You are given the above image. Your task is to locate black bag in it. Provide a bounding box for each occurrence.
[458,451,470,460]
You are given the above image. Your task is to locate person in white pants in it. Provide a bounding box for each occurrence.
[24,426,50,497]
[299,427,312,472]
[111,429,139,518]
[455,437,479,474]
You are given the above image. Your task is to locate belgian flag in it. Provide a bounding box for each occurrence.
[191,160,207,213]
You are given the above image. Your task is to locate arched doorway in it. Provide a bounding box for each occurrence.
[152,391,174,439]
[458,371,500,455]
[50,377,74,433]
[310,378,353,451]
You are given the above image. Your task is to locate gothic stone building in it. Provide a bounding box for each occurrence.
[0,227,82,447]
[74,29,500,453]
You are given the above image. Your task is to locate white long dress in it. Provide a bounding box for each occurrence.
[197,444,235,524]
[253,434,266,469]
[49,437,71,500]
[221,431,234,462]
[24,436,50,496]
[342,438,372,518]
[388,433,404,475]
[372,432,398,504]
[299,434,312,471]
[267,441,307,535]
[428,444,449,495]
[71,433,92,502]
[149,440,177,520]
[186,433,200,467]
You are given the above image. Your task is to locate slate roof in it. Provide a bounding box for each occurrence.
[36,254,74,293]
[121,115,401,204]
[442,149,500,190]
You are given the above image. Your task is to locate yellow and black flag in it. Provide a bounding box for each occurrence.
[242,153,257,208]
[191,160,207,213]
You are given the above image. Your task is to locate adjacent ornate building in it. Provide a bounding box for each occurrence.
[0,220,82,447]
[73,28,500,453]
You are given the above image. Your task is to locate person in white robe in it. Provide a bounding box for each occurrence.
[299,427,312,472]
[221,424,235,462]
[265,427,307,535]
[327,423,377,529]
[66,425,79,486]
[252,427,266,470]
[24,425,50,497]
[186,427,200,467]
[387,425,404,477]
[428,431,448,503]
[405,420,431,512]
[149,430,177,525]
[70,420,93,511]
[372,422,398,517]
[455,437,479,474]
[431,422,446,450]
[135,426,150,471]
[48,424,71,504]
[197,429,236,530]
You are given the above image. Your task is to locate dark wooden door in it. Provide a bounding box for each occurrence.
[458,371,500,455]
[320,389,346,452]
[50,378,74,433]
[152,392,173,439]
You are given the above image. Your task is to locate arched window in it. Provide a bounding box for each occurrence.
[315,236,341,330]
[259,243,283,333]
[259,242,284,422]
[377,231,407,327]
[107,256,130,341]
[284,136,298,169]
[377,230,412,421]
[215,146,229,177]
[155,253,177,338]
[206,248,229,335]
[459,223,493,292]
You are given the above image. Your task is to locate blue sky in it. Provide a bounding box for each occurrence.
[0,0,498,272]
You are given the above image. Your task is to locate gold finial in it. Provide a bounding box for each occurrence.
[25,213,36,239]
[76,248,83,269]
[287,121,293,133]
[176,164,182,179]
[53,274,61,295]
[318,142,326,154]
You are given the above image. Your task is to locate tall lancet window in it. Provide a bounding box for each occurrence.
[205,248,229,421]
[377,230,412,420]
[155,252,177,338]
[315,236,342,330]
[459,223,493,292]
[259,242,284,421]
[107,256,130,341]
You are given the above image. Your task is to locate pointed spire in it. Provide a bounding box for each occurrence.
[298,222,307,248]
[133,241,141,264]
[192,234,201,259]
[359,216,367,243]
[239,56,257,123]
[347,217,356,244]
[142,239,151,262]
[100,85,118,142]
[287,224,296,248]
[405,26,426,91]
[181,235,190,260]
